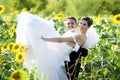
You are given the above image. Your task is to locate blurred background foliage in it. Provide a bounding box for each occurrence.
[1,0,120,17]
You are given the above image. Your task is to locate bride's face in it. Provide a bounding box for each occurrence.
[65,19,77,30]
[78,20,89,32]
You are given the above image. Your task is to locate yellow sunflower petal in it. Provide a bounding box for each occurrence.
[12,43,22,52]
[15,52,25,62]
[0,5,5,14]
[22,7,28,12]
[1,44,8,52]
[9,69,27,80]
[112,14,120,24]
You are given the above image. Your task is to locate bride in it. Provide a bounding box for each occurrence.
[16,12,99,80]
[41,16,100,80]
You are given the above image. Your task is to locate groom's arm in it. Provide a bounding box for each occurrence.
[80,48,88,57]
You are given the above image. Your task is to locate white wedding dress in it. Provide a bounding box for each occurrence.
[16,12,99,80]
[16,12,72,80]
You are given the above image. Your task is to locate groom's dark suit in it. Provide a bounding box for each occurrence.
[65,47,88,80]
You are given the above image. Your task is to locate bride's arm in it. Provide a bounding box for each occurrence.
[41,37,73,43]
[41,35,81,43]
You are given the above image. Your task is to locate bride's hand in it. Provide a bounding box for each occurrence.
[40,36,47,41]
[40,36,44,40]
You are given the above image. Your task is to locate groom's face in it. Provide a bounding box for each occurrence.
[65,19,77,30]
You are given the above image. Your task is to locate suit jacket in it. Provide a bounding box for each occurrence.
[69,47,88,63]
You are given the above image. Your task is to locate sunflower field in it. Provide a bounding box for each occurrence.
[0,4,120,80]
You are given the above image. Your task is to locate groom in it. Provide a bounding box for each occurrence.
[64,16,88,80]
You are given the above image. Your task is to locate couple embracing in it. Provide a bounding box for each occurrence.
[16,12,99,80]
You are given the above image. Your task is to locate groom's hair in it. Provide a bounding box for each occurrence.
[65,16,77,23]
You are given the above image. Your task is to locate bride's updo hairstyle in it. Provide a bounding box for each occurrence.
[79,16,93,27]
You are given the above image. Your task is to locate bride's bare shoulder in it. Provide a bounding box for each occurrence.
[76,33,84,38]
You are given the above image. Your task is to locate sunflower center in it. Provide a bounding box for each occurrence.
[11,29,14,32]
[116,17,120,21]
[19,55,22,59]
[0,7,2,10]
[58,15,62,17]
[3,46,7,49]
[15,45,19,49]
[12,72,21,79]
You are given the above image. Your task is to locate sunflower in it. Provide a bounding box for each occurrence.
[9,7,13,11]
[10,26,16,33]
[103,24,109,30]
[9,69,26,80]
[8,14,13,19]
[8,43,15,50]
[15,52,25,62]
[1,44,8,52]
[0,5,5,14]
[14,10,19,14]
[9,26,16,38]
[55,13,64,22]
[22,45,29,53]
[112,14,120,24]
[22,7,28,12]
[111,45,117,51]
[96,14,101,24]
[5,21,10,25]
[9,33,14,38]
[12,43,22,52]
